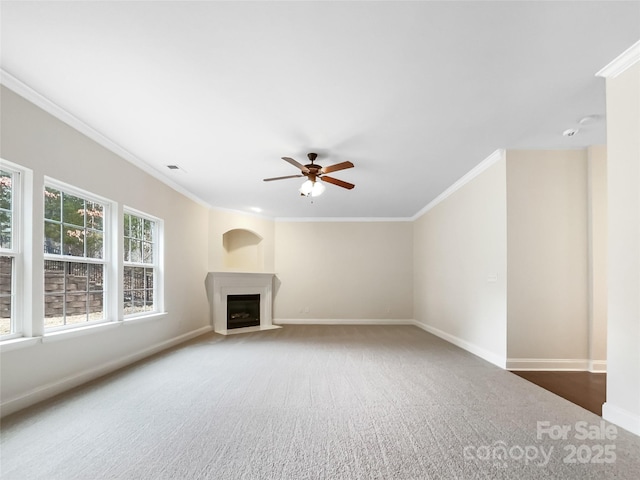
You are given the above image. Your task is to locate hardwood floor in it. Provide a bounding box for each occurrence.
[511,371,606,416]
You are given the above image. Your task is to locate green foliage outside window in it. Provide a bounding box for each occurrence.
[43,186,106,329]
[124,213,156,315]
[0,170,13,249]
[44,187,104,258]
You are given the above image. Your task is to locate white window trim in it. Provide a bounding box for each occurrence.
[0,167,167,343]
[43,177,114,333]
[0,159,31,340]
[123,206,164,319]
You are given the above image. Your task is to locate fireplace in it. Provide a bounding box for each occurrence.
[206,272,280,335]
[227,294,260,329]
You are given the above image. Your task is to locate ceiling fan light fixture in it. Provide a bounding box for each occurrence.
[265,153,354,195]
[299,179,325,197]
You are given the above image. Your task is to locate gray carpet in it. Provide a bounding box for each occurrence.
[1,325,639,479]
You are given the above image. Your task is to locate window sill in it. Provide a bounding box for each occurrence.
[0,314,168,350]
[0,336,42,353]
[123,311,168,325]
[43,321,121,343]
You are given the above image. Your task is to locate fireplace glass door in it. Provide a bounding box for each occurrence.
[226,294,260,329]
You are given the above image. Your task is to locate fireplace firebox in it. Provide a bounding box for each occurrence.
[226,294,260,329]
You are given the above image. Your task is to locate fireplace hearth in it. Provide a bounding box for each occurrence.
[227,294,260,329]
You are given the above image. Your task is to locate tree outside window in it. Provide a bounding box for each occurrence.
[44,185,107,330]
[0,169,15,336]
[123,212,157,316]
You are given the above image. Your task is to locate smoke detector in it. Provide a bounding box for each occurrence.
[562,128,580,137]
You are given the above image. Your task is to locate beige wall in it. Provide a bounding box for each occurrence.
[208,208,275,272]
[506,150,589,364]
[603,61,640,435]
[587,145,608,370]
[0,86,211,414]
[412,148,607,371]
[413,157,507,366]
[273,221,413,321]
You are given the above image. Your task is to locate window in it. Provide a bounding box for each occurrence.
[0,167,17,336]
[123,211,159,316]
[0,168,165,340]
[44,183,109,330]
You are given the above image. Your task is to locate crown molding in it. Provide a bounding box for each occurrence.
[596,39,640,78]
[411,149,505,221]
[0,68,212,209]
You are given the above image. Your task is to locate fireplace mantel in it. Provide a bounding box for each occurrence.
[206,272,280,335]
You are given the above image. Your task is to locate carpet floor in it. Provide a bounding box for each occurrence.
[1,325,639,479]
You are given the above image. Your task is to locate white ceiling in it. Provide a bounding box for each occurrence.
[1,1,639,218]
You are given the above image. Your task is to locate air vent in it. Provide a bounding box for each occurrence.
[165,164,187,174]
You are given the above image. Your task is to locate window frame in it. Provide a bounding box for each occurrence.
[122,207,163,319]
[43,178,113,332]
[0,162,23,339]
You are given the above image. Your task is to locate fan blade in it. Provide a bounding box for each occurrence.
[321,175,355,190]
[320,161,354,174]
[263,174,304,182]
[282,157,310,173]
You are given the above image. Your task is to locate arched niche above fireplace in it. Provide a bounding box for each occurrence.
[222,228,263,271]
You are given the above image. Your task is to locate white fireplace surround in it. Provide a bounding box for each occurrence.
[206,272,279,335]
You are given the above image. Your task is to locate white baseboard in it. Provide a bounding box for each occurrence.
[602,402,640,437]
[507,358,607,372]
[275,318,415,326]
[0,325,213,418]
[411,321,506,369]
[589,360,607,373]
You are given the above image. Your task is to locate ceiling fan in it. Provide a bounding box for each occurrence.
[263,153,355,196]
